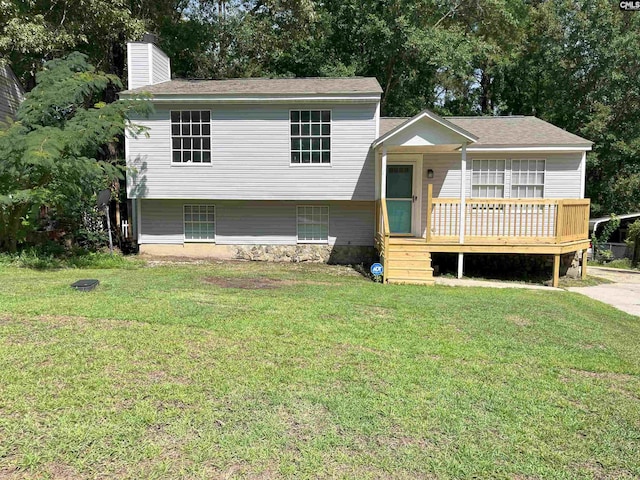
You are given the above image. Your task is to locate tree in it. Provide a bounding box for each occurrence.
[0,52,150,252]
[628,220,640,267]
[496,1,640,216]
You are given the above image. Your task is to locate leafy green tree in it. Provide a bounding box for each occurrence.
[0,52,149,252]
[497,1,640,216]
[627,220,640,267]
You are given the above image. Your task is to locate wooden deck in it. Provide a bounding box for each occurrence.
[375,186,591,286]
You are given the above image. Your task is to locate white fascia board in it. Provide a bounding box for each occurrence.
[465,145,592,152]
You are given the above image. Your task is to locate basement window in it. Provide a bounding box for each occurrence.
[297,205,329,243]
[184,205,215,241]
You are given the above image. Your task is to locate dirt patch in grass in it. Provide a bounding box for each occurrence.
[506,315,533,327]
[203,276,333,289]
[569,368,637,381]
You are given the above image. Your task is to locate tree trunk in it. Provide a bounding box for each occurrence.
[633,240,640,267]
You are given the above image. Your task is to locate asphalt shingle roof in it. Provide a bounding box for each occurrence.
[379,116,592,147]
[121,77,383,96]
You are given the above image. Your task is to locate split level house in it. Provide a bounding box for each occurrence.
[121,37,592,287]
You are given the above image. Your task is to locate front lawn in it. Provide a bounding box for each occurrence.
[0,260,639,479]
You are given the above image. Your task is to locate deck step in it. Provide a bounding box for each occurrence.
[388,260,432,269]
[387,278,435,285]
[380,238,435,285]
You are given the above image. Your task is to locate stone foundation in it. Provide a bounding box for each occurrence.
[233,244,377,264]
[139,243,376,265]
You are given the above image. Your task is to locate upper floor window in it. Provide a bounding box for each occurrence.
[511,159,545,198]
[471,160,506,198]
[171,110,211,164]
[290,110,331,165]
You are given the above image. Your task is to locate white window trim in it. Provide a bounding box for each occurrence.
[170,110,213,167]
[183,204,216,243]
[510,158,546,199]
[296,205,330,244]
[470,159,507,198]
[289,109,333,167]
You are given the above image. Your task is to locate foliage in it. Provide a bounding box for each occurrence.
[590,214,620,259]
[0,52,150,252]
[2,0,640,220]
[0,248,143,270]
[627,219,640,266]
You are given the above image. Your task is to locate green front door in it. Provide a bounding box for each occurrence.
[386,164,413,234]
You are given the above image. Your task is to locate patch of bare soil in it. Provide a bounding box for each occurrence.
[506,315,532,327]
[203,276,332,289]
[569,369,637,382]
[203,276,284,289]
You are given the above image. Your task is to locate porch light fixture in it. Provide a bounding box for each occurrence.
[427,169,434,179]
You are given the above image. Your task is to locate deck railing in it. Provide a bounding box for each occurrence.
[427,196,590,244]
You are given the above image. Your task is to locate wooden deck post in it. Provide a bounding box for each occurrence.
[381,146,387,200]
[457,143,467,279]
[426,183,433,243]
[581,249,588,280]
[459,142,467,244]
[552,254,560,288]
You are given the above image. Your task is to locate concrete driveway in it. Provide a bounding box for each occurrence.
[567,267,640,317]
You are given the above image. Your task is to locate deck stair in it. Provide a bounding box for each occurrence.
[384,239,434,285]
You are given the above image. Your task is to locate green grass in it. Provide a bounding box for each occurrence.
[0,260,639,479]
[589,258,639,271]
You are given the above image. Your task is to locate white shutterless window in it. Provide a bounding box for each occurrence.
[171,110,211,164]
[184,205,215,242]
[297,205,329,243]
[471,159,506,198]
[511,159,545,198]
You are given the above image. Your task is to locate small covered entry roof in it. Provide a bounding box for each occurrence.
[372,109,478,149]
[377,114,593,149]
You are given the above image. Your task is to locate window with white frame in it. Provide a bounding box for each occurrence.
[290,110,331,164]
[471,160,506,198]
[171,111,211,164]
[297,206,329,243]
[184,205,215,241]
[511,159,545,198]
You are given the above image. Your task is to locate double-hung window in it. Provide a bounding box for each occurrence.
[184,205,215,241]
[171,110,211,164]
[290,110,331,164]
[297,206,329,243]
[471,160,506,198]
[511,159,545,198]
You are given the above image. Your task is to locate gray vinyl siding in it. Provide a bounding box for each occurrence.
[139,200,374,246]
[151,46,170,84]
[420,152,583,199]
[128,43,150,89]
[0,65,24,121]
[419,152,583,237]
[126,102,377,200]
